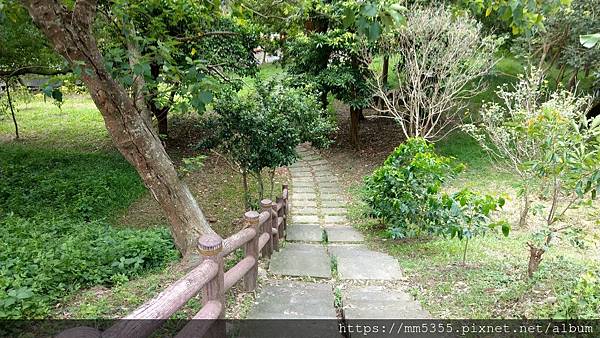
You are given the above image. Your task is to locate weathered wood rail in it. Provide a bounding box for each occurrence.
[59,185,289,338]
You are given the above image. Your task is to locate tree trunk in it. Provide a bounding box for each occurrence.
[155,108,169,137]
[518,193,530,228]
[527,244,545,277]
[381,54,389,88]
[242,169,251,211]
[557,64,566,83]
[268,168,275,200]
[320,90,329,111]
[568,68,579,91]
[22,0,215,256]
[350,106,360,149]
[462,237,469,265]
[5,81,19,140]
[256,171,264,200]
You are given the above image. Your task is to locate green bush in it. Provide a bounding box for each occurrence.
[362,138,507,252]
[0,146,178,318]
[362,138,460,238]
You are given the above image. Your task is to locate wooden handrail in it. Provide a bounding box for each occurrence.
[224,256,256,290]
[258,232,271,251]
[258,210,270,227]
[222,227,256,257]
[103,260,219,338]
[175,301,222,338]
[68,185,290,338]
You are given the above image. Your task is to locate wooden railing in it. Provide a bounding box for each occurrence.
[59,185,289,338]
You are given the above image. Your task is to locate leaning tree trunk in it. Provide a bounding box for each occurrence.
[22,0,215,256]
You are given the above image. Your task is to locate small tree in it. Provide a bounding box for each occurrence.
[372,6,500,140]
[463,69,547,227]
[443,189,508,265]
[208,75,335,209]
[466,69,600,277]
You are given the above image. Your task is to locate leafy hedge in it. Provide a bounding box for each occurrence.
[0,146,178,318]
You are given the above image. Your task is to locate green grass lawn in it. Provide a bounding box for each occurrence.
[0,94,110,151]
[346,129,600,318]
[0,80,281,319]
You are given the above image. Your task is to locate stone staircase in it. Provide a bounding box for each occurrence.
[247,144,429,322]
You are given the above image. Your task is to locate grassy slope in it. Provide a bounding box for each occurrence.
[333,56,600,318]
[0,64,285,318]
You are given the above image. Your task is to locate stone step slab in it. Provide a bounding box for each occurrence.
[291,200,317,208]
[287,224,323,242]
[291,214,319,224]
[247,281,337,319]
[321,208,347,215]
[325,226,364,243]
[269,243,331,278]
[324,215,347,224]
[321,200,345,208]
[342,286,430,319]
[328,245,402,280]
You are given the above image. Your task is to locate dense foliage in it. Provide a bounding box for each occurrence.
[362,138,507,257]
[0,147,178,318]
[205,74,335,207]
[95,0,259,138]
[363,138,459,239]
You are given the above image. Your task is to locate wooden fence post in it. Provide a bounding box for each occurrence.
[282,184,289,237]
[260,199,273,258]
[271,201,280,251]
[198,234,225,338]
[243,211,259,291]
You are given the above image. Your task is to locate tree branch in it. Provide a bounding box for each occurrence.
[0,66,70,77]
[175,31,239,42]
[73,0,98,30]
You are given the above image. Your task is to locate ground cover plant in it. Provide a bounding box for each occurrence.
[0,144,178,318]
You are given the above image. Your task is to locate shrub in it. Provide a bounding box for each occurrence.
[372,5,501,140]
[363,138,508,263]
[442,189,508,264]
[465,68,600,276]
[363,138,460,238]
